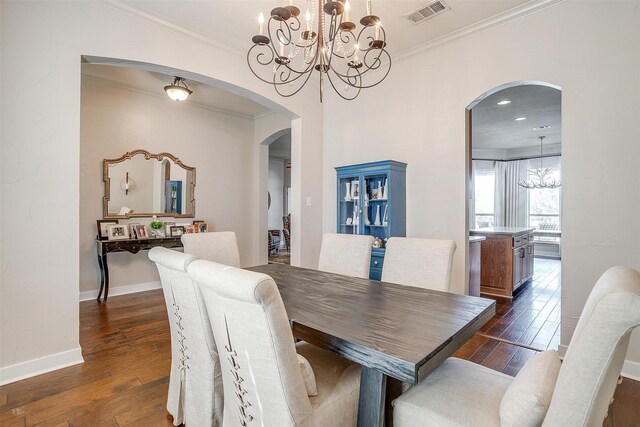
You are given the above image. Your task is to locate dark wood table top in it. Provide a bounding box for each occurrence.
[247,264,496,384]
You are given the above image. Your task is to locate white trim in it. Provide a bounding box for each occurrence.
[558,344,568,358]
[621,359,640,382]
[557,344,639,381]
[0,347,84,386]
[79,281,162,302]
[395,0,565,61]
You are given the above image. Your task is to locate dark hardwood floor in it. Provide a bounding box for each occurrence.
[1,258,638,426]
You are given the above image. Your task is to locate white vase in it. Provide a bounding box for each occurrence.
[344,182,352,201]
[382,205,389,226]
[364,206,370,225]
[383,178,388,199]
[374,206,381,226]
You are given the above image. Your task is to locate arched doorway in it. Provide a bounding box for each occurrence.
[466,81,562,352]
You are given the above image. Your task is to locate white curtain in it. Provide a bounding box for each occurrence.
[494,160,529,227]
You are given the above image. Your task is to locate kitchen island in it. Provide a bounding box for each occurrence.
[470,227,535,298]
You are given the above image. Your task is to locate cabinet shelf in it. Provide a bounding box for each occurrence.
[368,198,388,202]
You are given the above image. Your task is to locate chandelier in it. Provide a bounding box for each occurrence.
[518,136,562,189]
[248,0,391,102]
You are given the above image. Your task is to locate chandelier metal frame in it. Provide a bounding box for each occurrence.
[247,0,391,102]
[518,136,562,189]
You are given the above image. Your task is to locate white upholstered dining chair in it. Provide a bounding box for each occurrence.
[188,259,361,427]
[381,237,457,291]
[149,247,223,427]
[181,231,241,267]
[393,266,640,427]
[317,233,374,279]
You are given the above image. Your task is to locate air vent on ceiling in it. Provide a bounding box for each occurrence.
[405,0,450,24]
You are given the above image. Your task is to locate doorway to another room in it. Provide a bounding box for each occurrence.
[466,82,562,355]
[267,131,292,265]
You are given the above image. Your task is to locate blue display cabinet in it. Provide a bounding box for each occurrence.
[335,160,407,280]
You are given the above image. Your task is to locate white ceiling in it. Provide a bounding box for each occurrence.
[472,85,561,150]
[119,0,543,56]
[81,63,272,118]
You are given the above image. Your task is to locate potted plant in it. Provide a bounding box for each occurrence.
[149,216,165,238]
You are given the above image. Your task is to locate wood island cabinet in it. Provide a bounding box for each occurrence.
[470,227,535,298]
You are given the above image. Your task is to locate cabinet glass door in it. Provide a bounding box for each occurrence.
[363,173,389,240]
[338,175,360,234]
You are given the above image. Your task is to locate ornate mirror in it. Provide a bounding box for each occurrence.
[103,150,196,219]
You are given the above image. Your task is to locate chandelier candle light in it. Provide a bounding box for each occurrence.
[518,136,562,189]
[248,0,391,101]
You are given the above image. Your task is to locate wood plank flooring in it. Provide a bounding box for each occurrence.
[1,257,638,426]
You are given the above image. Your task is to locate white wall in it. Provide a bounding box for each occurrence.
[323,1,640,375]
[268,158,285,231]
[79,75,255,294]
[1,0,323,384]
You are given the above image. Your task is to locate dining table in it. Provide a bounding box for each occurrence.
[247,263,496,427]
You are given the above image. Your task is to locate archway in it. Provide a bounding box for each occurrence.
[466,80,562,352]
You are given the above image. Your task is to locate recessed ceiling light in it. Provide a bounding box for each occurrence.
[515,117,527,121]
[532,125,552,130]
[497,100,511,105]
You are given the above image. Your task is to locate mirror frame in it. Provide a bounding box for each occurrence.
[103,149,196,219]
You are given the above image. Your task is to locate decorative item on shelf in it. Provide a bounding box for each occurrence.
[128,222,139,239]
[382,204,388,226]
[170,225,185,237]
[372,237,383,248]
[378,180,384,199]
[97,219,119,240]
[344,182,352,201]
[149,216,166,238]
[374,205,381,226]
[353,205,359,226]
[164,76,193,102]
[371,188,379,199]
[247,0,391,102]
[119,172,136,195]
[382,178,388,199]
[164,221,176,235]
[193,220,208,233]
[107,224,130,241]
[133,224,149,239]
[518,136,561,189]
[351,179,359,199]
[346,217,353,225]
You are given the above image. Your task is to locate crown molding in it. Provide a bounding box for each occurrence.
[394,0,566,62]
[100,0,243,58]
[82,74,258,120]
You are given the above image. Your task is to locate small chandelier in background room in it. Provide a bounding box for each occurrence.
[248,0,391,102]
[518,136,562,189]
[164,76,193,101]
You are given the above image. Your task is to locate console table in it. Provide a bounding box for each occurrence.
[96,236,183,302]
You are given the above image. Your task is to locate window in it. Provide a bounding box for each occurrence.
[474,169,495,228]
[528,169,561,232]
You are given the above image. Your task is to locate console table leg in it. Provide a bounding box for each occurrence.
[97,254,105,301]
[102,253,110,302]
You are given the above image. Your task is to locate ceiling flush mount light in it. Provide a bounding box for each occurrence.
[518,136,561,190]
[532,125,552,130]
[515,117,527,121]
[164,76,193,102]
[497,100,511,105]
[247,0,391,102]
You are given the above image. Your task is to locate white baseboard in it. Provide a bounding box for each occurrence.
[0,347,84,386]
[79,280,162,301]
[621,359,640,381]
[556,344,639,381]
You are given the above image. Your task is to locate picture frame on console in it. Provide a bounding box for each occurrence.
[97,220,119,240]
[170,225,185,237]
[107,224,130,241]
[133,224,148,239]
